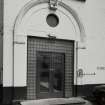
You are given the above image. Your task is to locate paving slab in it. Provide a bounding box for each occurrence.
[20,97,86,105]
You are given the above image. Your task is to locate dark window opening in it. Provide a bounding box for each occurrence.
[46,14,59,27]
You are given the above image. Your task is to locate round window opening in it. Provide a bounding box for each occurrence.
[46,14,59,27]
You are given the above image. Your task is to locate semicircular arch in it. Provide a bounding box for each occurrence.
[13,0,86,43]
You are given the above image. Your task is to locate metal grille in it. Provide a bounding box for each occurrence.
[27,37,74,99]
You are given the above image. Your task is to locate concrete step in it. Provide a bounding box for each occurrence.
[19,97,86,105]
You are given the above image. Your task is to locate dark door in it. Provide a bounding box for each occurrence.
[36,52,65,99]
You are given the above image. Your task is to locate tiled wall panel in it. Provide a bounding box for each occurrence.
[27,37,74,99]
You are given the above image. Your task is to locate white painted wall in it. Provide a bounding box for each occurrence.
[0,0,3,84]
[77,0,105,85]
[3,0,31,86]
[0,35,3,84]
[3,0,105,86]
[3,0,80,87]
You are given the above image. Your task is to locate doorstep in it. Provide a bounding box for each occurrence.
[19,97,86,105]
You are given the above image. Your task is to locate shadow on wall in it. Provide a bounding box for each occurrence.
[0,84,2,104]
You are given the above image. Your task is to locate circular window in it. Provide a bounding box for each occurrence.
[46,14,59,27]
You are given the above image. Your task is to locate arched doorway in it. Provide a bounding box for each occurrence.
[13,0,85,100]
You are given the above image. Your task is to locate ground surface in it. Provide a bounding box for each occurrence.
[20,98,99,105]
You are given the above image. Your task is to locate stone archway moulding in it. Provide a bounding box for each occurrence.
[13,0,86,43]
[13,0,86,87]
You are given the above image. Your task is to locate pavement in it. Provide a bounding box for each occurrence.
[20,97,98,105]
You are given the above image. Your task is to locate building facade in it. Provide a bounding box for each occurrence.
[0,0,105,104]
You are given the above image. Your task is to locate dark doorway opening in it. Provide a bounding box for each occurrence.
[36,51,65,98]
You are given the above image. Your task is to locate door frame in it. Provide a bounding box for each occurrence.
[27,36,75,99]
